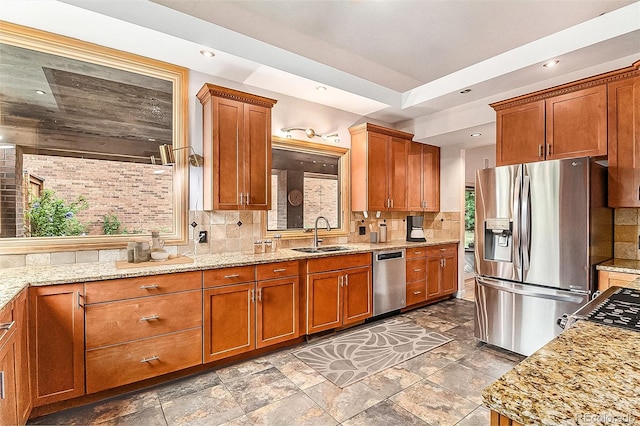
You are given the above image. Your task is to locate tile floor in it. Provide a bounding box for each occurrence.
[29,297,524,426]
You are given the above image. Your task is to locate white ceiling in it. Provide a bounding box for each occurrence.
[2,0,640,147]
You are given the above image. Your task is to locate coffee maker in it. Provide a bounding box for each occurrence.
[406,215,426,242]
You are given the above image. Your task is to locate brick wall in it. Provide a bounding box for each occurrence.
[23,155,173,235]
[0,147,24,237]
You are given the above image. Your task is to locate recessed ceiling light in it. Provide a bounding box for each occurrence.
[199,49,215,58]
[316,86,327,92]
[35,90,46,95]
[470,133,482,137]
[460,89,472,94]
[543,60,559,68]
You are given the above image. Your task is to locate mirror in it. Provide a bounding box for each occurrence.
[0,22,189,254]
[265,137,350,238]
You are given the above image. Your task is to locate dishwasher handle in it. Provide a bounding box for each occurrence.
[376,251,405,261]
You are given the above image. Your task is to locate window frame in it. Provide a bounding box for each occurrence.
[263,136,350,240]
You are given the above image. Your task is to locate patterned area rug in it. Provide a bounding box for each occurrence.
[293,318,452,388]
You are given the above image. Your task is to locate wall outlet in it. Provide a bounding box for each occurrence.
[359,226,366,235]
[198,230,208,243]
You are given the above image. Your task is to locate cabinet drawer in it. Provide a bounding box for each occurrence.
[256,261,299,281]
[0,299,15,348]
[86,328,202,394]
[307,253,371,274]
[406,247,427,259]
[204,265,255,287]
[426,244,457,256]
[85,271,202,304]
[85,290,202,349]
[406,281,427,306]
[406,258,427,283]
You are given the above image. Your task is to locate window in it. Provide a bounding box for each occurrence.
[0,22,189,253]
[265,137,349,238]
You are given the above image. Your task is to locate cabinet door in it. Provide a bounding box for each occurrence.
[244,103,271,210]
[441,252,458,295]
[14,290,31,424]
[422,144,440,212]
[388,137,408,211]
[29,284,85,407]
[203,283,255,363]
[214,97,244,209]
[426,256,442,299]
[407,142,424,211]
[496,101,545,166]
[608,76,640,207]
[0,340,17,426]
[256,276,298,349]
[546,85,607,160]
[343,266,372,324]
[307,271,342,334]
[367,132,390,211]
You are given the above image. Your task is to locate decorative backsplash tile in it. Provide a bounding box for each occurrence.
[614,208,640,260]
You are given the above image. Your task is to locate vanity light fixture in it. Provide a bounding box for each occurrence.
[543,60,559,68]
[199,49,215,58]
[281,127,340,143]
[158,144,203,167]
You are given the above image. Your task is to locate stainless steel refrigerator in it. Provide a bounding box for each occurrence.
[474,157,612,356]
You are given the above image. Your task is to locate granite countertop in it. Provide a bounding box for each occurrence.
[596,258,640,275]
[483,278,640,425]
[0,239,458,310]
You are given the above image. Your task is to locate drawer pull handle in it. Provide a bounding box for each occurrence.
[413,291,422,295]
[224,274,240,279]
[439,248,446,251]
[140,315,159,322]
[140,284,159,290]
[0,321,15,332]
[0,371,4,400]
[273,268,286,273]
[140,356,159,363]
[413,268,422,272]
[414,251,422,255]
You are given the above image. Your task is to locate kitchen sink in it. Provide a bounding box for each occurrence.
[291,246,350,253]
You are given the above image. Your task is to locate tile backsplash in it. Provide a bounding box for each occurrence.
[613,208,640,260]
[0,210,461,268]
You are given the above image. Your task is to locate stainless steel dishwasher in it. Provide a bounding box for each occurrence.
[372,249,407,316]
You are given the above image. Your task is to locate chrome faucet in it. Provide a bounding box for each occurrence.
[313,216,331,250]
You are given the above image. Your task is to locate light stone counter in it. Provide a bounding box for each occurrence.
[0,239,459,310]
[596,258,640,275]
[482,278,640,425]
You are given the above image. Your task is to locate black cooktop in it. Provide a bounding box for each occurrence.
[586,287,640,332]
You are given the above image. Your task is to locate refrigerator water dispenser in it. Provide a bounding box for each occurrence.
[483,218,512,262]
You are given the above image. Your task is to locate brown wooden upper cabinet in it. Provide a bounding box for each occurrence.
[407,142,440,212]
[608,75,640,207]
[492,84,607,166]
[197,84,277,210]
[350,123,411,211]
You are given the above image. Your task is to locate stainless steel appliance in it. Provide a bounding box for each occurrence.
[373,249,406,316]
[406,216,426,242]
[474,157,612,356]
[562,286,640,332]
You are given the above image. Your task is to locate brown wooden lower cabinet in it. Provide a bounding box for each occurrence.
[204,262,299,362]
[306,253,372,334]
[0,297,18,426]
[426,244,458,299]
[14,289,32,425]
[597,270,639,291]
[491,410,524,426]
[86,328,202,393]
[29,284,85,407]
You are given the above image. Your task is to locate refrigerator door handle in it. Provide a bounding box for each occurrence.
[512,175,522,270]
[521,175,531,271]
[476,277,585,304]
